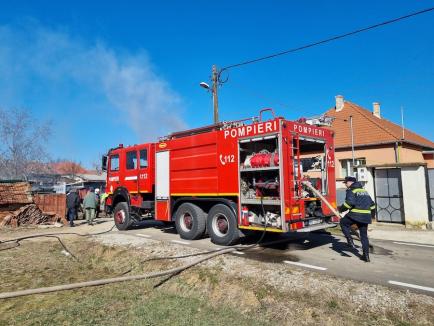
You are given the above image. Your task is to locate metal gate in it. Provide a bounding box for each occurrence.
[374,168,405,223]
[428,169,434,221]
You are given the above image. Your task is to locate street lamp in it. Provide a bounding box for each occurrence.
[199,82,210,90]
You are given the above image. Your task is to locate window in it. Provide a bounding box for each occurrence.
[340,158,366,177]
[140,149,148,168]
[110,154,119,171]
[126,151,138,170]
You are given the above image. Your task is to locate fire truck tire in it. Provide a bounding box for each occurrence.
[113,202,132,231]
[207,204,240,246]
[174,203,207,240]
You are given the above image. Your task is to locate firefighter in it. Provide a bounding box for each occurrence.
[338,176,376,262]
[83,187,98,226]
[66,188,80,227]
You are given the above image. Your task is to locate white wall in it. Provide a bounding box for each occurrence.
[401,166,429,227]
[364,168,375,199]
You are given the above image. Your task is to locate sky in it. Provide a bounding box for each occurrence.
[0,1,433,168]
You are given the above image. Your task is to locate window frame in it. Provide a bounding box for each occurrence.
[109,154,120,172]
[140,149,148,169]
[126,150,138,170]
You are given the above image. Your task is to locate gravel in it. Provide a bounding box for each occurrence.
[95,231,434,318]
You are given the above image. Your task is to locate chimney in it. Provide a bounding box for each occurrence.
[373,102,381,119]
[335,95,344,112]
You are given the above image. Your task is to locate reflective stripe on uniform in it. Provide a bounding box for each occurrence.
[343,202,351,209]
[370,205,376,209]
[352,188,367,194]
[351,208,371,214]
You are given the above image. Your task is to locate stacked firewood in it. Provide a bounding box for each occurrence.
[0,182,64,227]
[0,204,58,227]
[0,182,33,206]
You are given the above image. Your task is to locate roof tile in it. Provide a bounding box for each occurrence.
[325,101,434,149]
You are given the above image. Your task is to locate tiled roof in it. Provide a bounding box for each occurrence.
[325,101,434,150]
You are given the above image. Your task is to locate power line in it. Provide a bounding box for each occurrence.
[221,6,434,72]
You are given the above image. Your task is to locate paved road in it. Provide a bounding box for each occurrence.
[112,222,434,296]
[90,219,434,296]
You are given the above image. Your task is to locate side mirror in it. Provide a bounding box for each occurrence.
[102,155,108,172]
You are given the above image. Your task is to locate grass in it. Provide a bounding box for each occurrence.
[0,239,267,326]
[0,237,433,325]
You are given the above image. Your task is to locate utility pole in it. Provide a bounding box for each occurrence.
[401,105,405,140]
[212,65,219,124]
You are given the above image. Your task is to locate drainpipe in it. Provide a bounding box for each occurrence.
[425,166,433,223]
[394,142,400,163]
[350,115,355,167]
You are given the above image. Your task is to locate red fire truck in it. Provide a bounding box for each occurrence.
[102,109,338,245]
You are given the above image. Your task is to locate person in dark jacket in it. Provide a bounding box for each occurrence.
[338,176,376,262]
[66,188,80,227]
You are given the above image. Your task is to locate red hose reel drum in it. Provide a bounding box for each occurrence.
[250,150,279,168]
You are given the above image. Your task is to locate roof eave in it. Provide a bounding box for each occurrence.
[335,139,434,150]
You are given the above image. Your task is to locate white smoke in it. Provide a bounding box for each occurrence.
[0,22,186,140]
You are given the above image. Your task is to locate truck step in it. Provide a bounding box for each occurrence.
[295,222,337,233]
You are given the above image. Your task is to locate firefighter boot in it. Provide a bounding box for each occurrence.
[362,251,370,263]
[345,237,357,249]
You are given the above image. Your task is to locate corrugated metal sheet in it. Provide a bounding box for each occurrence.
[34,194,67,218]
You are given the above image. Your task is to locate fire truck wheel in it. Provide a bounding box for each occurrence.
[174,203,207,240]
[207,204,240,246]
[113,202,132,231]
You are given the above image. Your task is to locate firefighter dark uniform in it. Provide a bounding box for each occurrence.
[338,177,376,262]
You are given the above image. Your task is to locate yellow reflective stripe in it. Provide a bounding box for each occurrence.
[370,205,376,209]
[238,225,284,233]
[352,189,366,193]
[351,208,371,214]
[343,202,351,209]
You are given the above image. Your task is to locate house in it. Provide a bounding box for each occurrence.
[65,172,106,193]
[325,95,434,228]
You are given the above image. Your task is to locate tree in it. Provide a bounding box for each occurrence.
[0,107,52,179]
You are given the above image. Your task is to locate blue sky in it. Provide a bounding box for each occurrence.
[1,1,433,168]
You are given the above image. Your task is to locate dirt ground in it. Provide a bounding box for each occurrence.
[0,223,433,325]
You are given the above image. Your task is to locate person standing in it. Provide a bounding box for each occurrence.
[66,188,80,227]
[338,176,376,262]
[83,187,98,226]
[94,188,101,219]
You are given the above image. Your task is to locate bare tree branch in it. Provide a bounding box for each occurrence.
[0,107,52,179]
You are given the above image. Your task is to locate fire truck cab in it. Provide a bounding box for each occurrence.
[103,109,338,246]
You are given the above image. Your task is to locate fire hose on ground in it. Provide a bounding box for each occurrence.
[0,183,363,300]
[0,247,238,300]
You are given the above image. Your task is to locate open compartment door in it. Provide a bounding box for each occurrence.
[155,151,170,221]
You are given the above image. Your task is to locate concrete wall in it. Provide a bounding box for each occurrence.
[336,166,430,228]
[399,145,425,164]
[401,166,429,228]
[364,168,375,199]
